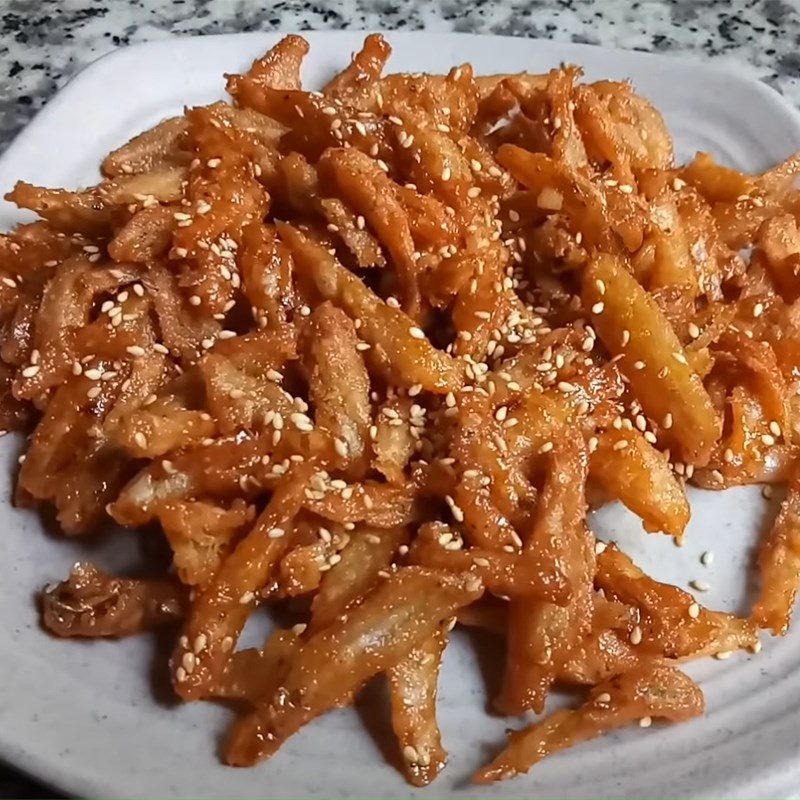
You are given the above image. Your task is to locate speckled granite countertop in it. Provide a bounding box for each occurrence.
[2,0,800,153]
[0,0,798,796]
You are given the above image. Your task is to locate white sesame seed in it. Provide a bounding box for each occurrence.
[639,716,652,728]
[126,345,146,357]
[465,574,482,593]
[181,652,196,673]
[714,650,733,660]
[409,326,425,339]
[403,745,419,763]
[690,579,710,592]
[629,625,643,645]
[134,432,148,449]
[596,692,612,704]
[723,447,734,463]
[591,301,605,314]
[700,550,714,567]
[21,365,39,378]
[291,413,313,431]
[688,602,700,618]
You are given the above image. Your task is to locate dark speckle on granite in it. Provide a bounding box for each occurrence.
[779,51,800,78]
[0,1,799,796]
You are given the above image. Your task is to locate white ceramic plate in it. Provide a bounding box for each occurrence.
[2,30,800,800]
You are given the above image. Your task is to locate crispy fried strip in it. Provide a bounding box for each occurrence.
[583,254,719,464]
[214,629,302,704]
[279,223,464,392]
[590,427,690,537]
[102,116,188,176]
[41,563,187,638]
[598,546,757,658]
[372,396,416,484]
[225,567,483,766]
[408,523,570,604]
[311,526,408,631]
[475,664,704,784]
[753,464,800,634]
[497,438,593,715]
[303,302,371,476]
[157,499,255,589]
[303,480,417,527]
[388,628,449,787]
[321,147,421,315]
[322,33,392,103]
[171,462,313,699]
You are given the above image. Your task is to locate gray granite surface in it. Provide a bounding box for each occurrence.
[1,0,799,796]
